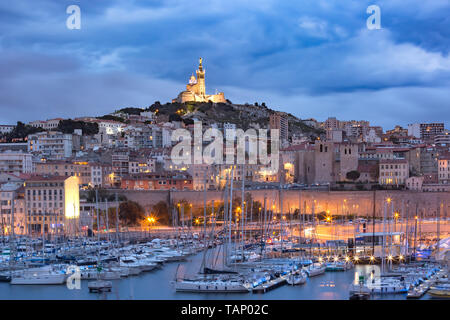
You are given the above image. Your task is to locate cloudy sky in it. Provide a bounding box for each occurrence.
[0,0,449,130]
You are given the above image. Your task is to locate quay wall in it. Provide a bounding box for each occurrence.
[111,189,449,218]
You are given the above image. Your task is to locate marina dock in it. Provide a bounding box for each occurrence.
[407,270,446,299]
[252,275,288,293]
[88,280,113,293]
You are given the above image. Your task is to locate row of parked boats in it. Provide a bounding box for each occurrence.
[0,237,206,286]
[349,262,448,299]
[172,255,343,293]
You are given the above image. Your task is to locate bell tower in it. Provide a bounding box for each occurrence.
[196,57,206,96]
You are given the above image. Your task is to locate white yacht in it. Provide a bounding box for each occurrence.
[11,266,66,285]
[119,256,143,275]
[304,263,326,277]
[173,278,251,293]
[287,270,307,285]
[365,277,408,294]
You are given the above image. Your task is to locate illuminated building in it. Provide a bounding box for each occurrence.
[35,160,112,188]
[0,183,26,235]
[379,159,409,186]
[24,175,79,234]
[438,153,450,184]
[408,122,445,140]
[173,58,227,104]
[121,171,193,190]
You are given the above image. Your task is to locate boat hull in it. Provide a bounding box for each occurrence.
[174,281,249,293]
[11,274,66,285]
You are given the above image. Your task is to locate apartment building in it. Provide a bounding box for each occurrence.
[28,131,73,159]
[0,125,15,135]
[35,160,112,187]
[408,123,445,140]
[121,172,193,190]
[379,159,409,186]
[269,112,289,142]
[0,151,33,175]
[24,175,79,234]
[28,118,63,130]
[438,153,450,184]
[0,183,26,235]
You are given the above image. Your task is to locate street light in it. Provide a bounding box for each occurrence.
[394,212,399,232]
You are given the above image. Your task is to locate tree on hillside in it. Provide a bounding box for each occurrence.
[57,119,99,135]
[115,107,144,115]
[97,115,126,123]
[152,201,169,225]
[5,121,44,142]
[346,170,361,182]
[119,201,145,226]
[169,113,182,122]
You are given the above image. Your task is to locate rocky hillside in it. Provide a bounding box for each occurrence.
[146,101,324,139]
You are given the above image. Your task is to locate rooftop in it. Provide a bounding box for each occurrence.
[25,175,68,182]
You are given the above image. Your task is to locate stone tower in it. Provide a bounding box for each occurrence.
[172,58,227,104]
[196,57,206,96]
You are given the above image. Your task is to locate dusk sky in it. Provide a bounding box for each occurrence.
[0,0,449,130]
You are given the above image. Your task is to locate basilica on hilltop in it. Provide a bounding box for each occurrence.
[172,58,227,104]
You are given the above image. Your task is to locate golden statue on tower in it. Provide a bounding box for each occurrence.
[173,58,227,104]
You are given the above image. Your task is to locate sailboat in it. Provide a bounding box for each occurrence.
[286,269,307,285]
[172,168,250,293]
[365,198,407,294]
[10,265,67,285]
[304,262,326,277]
[87,189,113,293]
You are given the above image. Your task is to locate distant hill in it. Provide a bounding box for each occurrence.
[147,101,323,138]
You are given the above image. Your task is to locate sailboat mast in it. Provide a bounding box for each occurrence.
[240,164,245,260]
[262,194,267,260]
[249,199,253,244]
[10,190,15,241]
[223,171,229,268]
[95,189,100,243]
[413,203,418,259]
[42,192,45,261]
[203,172,207,253]
[372,190,376,256]
[382,199,387,275]
[279,183,283,252]
[436,202,441,260]
[227,167,234,266]
[115,192,119,244]
[105,198,110,242]
[0,201,4,245]
[405,200,410,260]
[9,190,16,274]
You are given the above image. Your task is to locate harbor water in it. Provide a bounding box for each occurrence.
[0,251,433,300]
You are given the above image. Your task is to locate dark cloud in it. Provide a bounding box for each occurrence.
[0,0,448,130]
